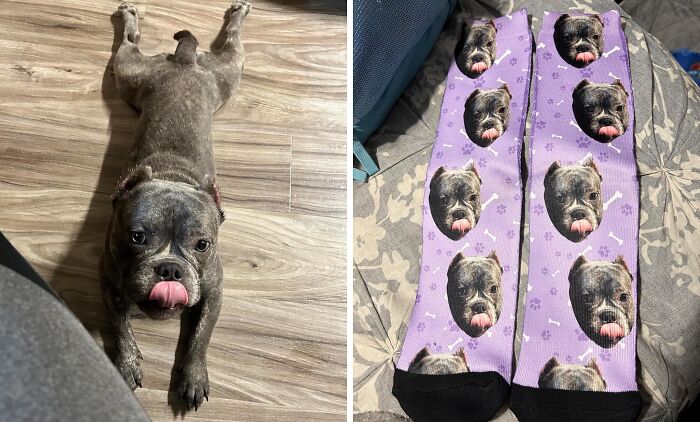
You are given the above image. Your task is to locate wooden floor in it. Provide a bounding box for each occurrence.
[0,0,346,420]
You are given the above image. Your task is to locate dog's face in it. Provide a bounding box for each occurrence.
[544,158,603,243]
[456,21,497,78]
[447,251,503,338]
[463,84,511,147]
[429,163,482,241]
[407,347,469,375]
[573,79,629,143]
[569,255,635,348]
[538,357,606,391]
[553,14,604,68]
[109,167,224,320]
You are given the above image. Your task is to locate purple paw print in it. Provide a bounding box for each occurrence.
[446,122,453,128]
[509,57,518,66]
[541,267,549,275]
[576,137,590,148]
[535,120,546,130]
[474,77,485,88]
[550,287,558,296]
[598,245,610,258]
[503,264,510,273]
[503,325,513,336]
[560,85,567,91]
[518,35,524,41]
[516,76,524,84]
[533,204,545,215]
[496,22,504,30]
[547,98,554,104]
[545,142,554,152]
[544,231,553,241]
[505,177,512,184]
[415,294,421,304]
[423,265,430,273]
[575,328,588,342]
[417,322,426,332]
[498,364,507,373]
[442,108,448,115]
[436,151,444,158]
[552,72,560,80]
[430,282,437,291]
[448,320,461,332]
[580,67,594,78]
[513,193,521,201]
[508,145,518,154]
[541,330,552,341]
[448,82,455,91]
[497,204,507,215]
[529,298,541,310]
[467,338,479,350]
[474,242,485,254]
[446,250,453,257]
[506,229,515,239]
[598,152,610,162]
[555,251,561,257]
[543,51,552,60]
[566,252,573,259]
[553,112,561,119]
[477,158,487,168]
[427,231,436,240]
[436,249,442,255]
[462,143,474,155]
[621,204,633,216]
[599,349,611,362]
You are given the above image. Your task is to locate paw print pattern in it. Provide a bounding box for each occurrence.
[496,204,507,215]
[473,77,485,88]
[541,330,551,341]
[576,137,590,149]
[436,151,444,158]
[474,242,485,254]
[545,142,554,152]
[502,264,510,273]
[415,294,422,304]
[446,122,453,128]
[599,349,611,362]
[448,83,455,91]
[543,51,552,60]
[541,267,549,275]
[550,287,557,296]
[430,282,437,291]
[509,57,518,66]
[503,325,513,336]
[506,230,515,239]
[417,322,426,332]
[553,112,561,119]
[534,120,546,130]
[580,67,594,78]
[575,328,588,342]
[598,245,610,258]
[423,265,430,273]
[516,76,524,84]
[448,320,461,332]
[467,338,479,350]
[529,298,541,310]
[544,232,553,241]
[621,204,633,216]
[533,204,545,215]
[551,72,560,80]
[462,143,475,155]
[598,152,610,162]
[427,231,436,240]
[477,158,487,168]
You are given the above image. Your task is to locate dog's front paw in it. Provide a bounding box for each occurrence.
[229,0,251,17]
[118,3,138,19]
[178,359,210,410]
[115,351,143,390]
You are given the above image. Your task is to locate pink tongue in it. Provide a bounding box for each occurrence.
[598,126,619,137]
[471,61,488,73]
[570,219,593,235]
[148,281,188,309]
[481,128,500,140]
[451,219,472,233]
[576,52,596,63]
[470,313,492,329]
[600,323,624,339]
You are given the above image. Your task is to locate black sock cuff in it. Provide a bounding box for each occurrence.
[392,366,509,422]
[510,383,642,422]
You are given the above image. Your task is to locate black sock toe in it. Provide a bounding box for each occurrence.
[392,367,509,422]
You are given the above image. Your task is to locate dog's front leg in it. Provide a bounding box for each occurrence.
[178,283,223,410]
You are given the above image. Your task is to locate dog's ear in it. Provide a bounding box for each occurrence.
[612,79,628,97]
[591,14,604,27]
[587,358,603,376]
[113,165,153,205]
[487,20,497,31]
[464,161,481,184]
[455,347,468,367]
[430,166,447,190]
[541,357,559,375]
[582,157,602,180]
[613,255,632,279]
[500,83,512,99]
[202,174,225,224]
[448,252,466,277]
[570,255,588,279]
[486,250,503,273]
[573,79,590,96]
[466,89,482,104]
[411,347,430,366]
[545,161,561,182]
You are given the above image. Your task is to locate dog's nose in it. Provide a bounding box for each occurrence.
[571,209,587,220]
[472,303,486,314]
[155,262,184,281]
[600,311,617,323]
[453,210,467,220]
[576,45,590,53]
[472,53,484,62]
[483,121,495,129]
[599,117,614,126]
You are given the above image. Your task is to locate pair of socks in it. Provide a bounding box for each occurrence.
[393,9,642,422]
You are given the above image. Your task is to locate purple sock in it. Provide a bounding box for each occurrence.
[392,10,531,422]
[510,10,642,421]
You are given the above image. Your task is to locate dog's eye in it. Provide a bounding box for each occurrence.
[589,192,598,200]
[486,41,493,47]
[498,107,506,114]
[469,194,478,202]
[584,105,595,113]
[130,231,146,245]
[195,239,210,252]
[616,105,625,112]
[440,196,449,205]
[591,34,600,40]
[582,293,594,304]
[620,293,629,302]
[564,34,574,42]
[557,195,566,204]
[489,285,498,294]
[457,287,468,296]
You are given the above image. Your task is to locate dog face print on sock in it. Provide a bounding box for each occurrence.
[572,79,629,143]
[463,84,512,147]
[429,164,482,241]
[456,20,498,78]
[538,357,607,391]
[553,14,604,68]
[407,347,470,375]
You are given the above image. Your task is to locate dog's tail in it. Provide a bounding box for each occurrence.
[173,30,198,65]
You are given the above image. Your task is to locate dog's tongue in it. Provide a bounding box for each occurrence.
[600,323,624,339]
[598,126,619,137]
[570,219,593,235]
[451,219,472,233]
[148,281,188,309]
[471,61,488,73]
[576,52,596,63]
[470,313,492,329]
[481,128,500,140]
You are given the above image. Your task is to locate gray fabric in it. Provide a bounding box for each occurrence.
[353,0,700,420]
[0,266,150,422]
[621,0,700,51]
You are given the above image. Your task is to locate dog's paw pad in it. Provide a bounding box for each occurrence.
[178,364,210,411]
